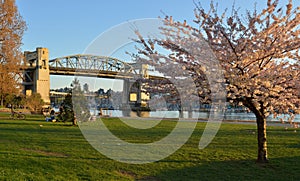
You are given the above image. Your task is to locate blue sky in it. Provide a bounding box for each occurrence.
[16,0,299,91]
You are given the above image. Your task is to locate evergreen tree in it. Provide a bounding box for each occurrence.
[57,94,75,125]
[72,78,91,123]
[57,78,91,125]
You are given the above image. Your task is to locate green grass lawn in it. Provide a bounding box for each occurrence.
[0,114,299,180]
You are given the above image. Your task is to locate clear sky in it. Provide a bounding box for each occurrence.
[16,0,299,91]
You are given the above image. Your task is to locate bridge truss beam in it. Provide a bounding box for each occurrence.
[49,55,137,78]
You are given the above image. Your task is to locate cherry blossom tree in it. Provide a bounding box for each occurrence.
[133,0,300,163]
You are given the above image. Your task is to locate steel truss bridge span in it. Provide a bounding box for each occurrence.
[49,54,138,79]
[22,47,163,104]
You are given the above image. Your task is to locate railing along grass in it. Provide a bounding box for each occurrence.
[0,114,299,180]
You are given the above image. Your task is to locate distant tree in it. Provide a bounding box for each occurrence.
[71,78,81,91]
[0,0,26,106]
[97,88,105,95]
[83,83,89,93]
[133,0,300,163]
[63,87,72,93]
[5,94,25,109]
[25,93,44,113]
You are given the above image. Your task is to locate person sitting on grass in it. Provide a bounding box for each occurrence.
[45,110,56,122]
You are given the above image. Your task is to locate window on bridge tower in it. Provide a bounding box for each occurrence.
[42,60,46,68]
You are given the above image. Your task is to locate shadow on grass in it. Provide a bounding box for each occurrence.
[150,156,300,181]
[0,118,75,126]
[0,119,80,136]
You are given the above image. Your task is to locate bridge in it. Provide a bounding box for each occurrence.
[22,47,157,109]
[49,55,137,78]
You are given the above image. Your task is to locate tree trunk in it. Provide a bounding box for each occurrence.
[72,113,77,126]
[256,114,268,163]
[188,105,192,118]
[0,95,3,107]
[188,110,193,118]
[73,117,77,126]
[179,109,184,118]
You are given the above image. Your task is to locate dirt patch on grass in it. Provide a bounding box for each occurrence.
[116,170,137,179]
[21,148,69,157]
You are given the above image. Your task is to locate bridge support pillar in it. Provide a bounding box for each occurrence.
[122,64,150,116]
[122,78,132,116]
[23,47,50,104]
[138,64,150,108]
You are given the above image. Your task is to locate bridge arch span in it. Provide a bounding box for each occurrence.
[49,54,138,78]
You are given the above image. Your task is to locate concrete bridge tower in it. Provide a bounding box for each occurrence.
[122,63,150,112]
[23,47,50,104]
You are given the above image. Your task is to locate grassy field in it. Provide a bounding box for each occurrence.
[0,113,299,180]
